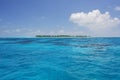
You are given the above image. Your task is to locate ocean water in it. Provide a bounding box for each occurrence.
[0,38,120,80]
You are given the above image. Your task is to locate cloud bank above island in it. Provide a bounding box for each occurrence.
[69,9,120,36]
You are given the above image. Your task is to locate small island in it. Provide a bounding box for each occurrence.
[36,35,90,38]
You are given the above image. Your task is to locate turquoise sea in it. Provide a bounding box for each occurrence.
[0,38,120,80]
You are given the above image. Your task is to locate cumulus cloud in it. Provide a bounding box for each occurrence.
[69,9,120,36]
[115,6,120,11]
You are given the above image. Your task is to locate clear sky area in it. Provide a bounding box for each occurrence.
[0,0,120,37]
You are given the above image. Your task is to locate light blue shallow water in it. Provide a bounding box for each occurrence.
[0,38,120,80]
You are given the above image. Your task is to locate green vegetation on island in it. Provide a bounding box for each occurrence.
[36,35,90,38]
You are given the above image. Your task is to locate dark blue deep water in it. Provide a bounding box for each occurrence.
[0,38,120,80]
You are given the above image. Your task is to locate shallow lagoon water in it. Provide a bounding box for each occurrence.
[0,38,120,80]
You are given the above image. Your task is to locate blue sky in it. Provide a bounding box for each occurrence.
[0,0,120,37]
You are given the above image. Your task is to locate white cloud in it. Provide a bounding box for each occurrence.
[58,30,64,34]
[69,9,120,36]
[2,28,42,37]
[3,30,11,33]
[15,29,21,32]
[3,29,21,33]
[115,6,120,11]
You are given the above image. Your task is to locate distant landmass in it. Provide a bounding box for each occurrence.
[36,35,90,38]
